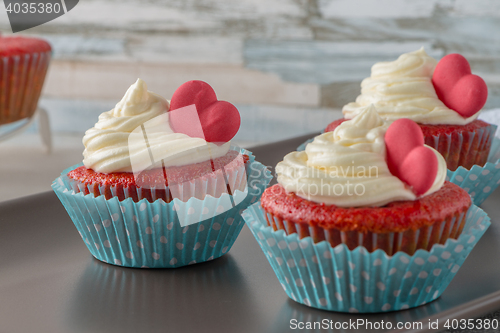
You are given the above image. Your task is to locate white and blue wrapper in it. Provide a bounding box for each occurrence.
[447,138,500,206]
[243,203,490,313]
[52,149,272,268]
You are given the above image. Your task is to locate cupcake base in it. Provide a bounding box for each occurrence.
[243,202,490,313]
[56,189,250,268]
[52,148,272,268]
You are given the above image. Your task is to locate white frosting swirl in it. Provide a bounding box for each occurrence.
[276,105,447,207]
[83,79,230,173]
[343,48,479,125]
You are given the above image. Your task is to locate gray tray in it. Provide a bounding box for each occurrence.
[1,133,499,333]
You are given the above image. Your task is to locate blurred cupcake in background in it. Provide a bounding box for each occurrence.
[52,78,271,268]
[0,35,51,124]
[244,105,490,312]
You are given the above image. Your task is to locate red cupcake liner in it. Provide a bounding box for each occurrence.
[263,209,468,256]
[0,50,51,124]
[422,122,497,171]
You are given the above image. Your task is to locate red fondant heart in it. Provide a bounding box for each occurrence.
[385,119,438,196]
[432,53,488,118]
[169,80,240,143]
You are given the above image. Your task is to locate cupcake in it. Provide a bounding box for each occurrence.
[322,48,500,205]
[0,35,51,124]
[52,79,271,268]
[244,106,490,312]
[326,48,496,172]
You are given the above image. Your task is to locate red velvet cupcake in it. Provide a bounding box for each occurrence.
[329,48,496,171]
[270,106,471,255]
[0,36,51,124]
[52,79,272,269]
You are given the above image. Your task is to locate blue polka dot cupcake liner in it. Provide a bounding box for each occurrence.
[52,149,272,268]
[243,203,490,313]
[447,137,500,206]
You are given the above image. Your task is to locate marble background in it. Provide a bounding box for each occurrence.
[1,0,500,144]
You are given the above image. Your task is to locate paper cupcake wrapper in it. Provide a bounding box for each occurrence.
[243,203,490,313]
[52,149,272,268]
[425,123,497,171]
[0,51,51,124]
[447,137,500,206]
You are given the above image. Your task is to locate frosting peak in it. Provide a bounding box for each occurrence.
[113,78,152,117]
[343,48,479,125]
[277,106,447,207]
[332,104,385,150]
[371,47,436,78]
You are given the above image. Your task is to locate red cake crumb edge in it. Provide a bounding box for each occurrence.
[260,182,471,234]
[67,151,250,202]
